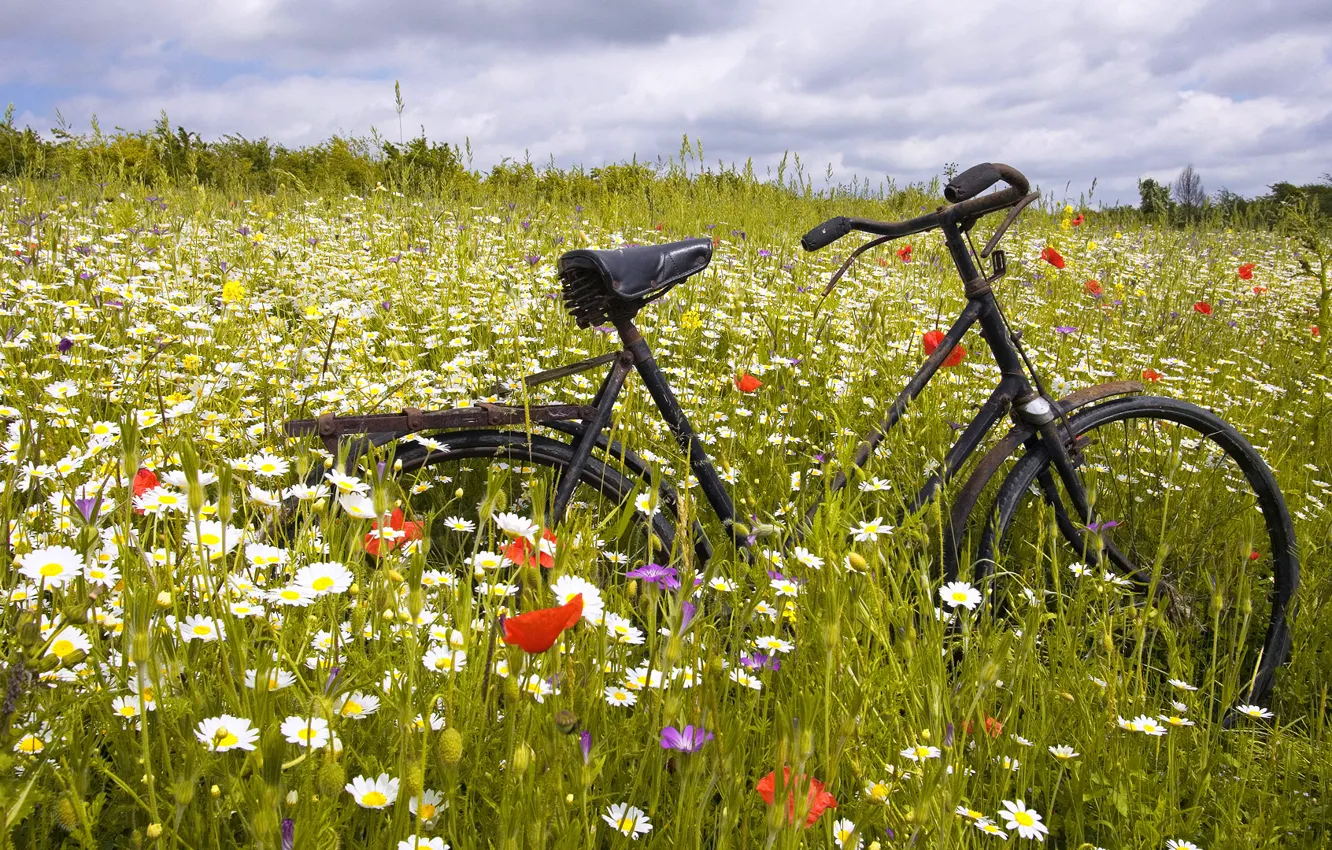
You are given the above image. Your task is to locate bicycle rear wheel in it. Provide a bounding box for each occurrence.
[386,430,674,582]
[977,396,1297,709]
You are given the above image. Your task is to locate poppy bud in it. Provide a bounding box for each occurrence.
[316,760,345,798]
[554,710,579,735]
[846,553,868,571]
[55,796,79,833]
[511,742,533,774]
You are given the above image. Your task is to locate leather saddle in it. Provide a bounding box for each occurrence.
[558,237,713,327]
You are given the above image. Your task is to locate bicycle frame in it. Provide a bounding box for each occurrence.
[551,216,1086,561]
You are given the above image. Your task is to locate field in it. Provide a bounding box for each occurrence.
[0,173,1329,849]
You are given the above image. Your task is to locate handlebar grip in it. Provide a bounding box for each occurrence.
[944,163,1003,203]
[801,216,853,252]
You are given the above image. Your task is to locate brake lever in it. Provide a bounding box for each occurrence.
[980,191,1040,260]
[819,235,892,297]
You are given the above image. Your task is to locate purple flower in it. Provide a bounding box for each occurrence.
[579,729,592,763]
[322,666,341,695]
[1055,326,1078,335]
[281,819,294,850]
[57,338,73,353]
[740,652,781,672]
[73,498,98,523]
[680,600,698,630]
[526,254,541,266]
[236,226,251,237]
[758,249,771,257]
[627,563,680,590]
[660,725,713,753]
[1087,519,1119,533]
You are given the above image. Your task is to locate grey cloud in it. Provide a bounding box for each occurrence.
[4,0,1330,203]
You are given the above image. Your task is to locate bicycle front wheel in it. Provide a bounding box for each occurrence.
[978,396,1297,709]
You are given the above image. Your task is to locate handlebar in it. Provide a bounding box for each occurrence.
[800,162,1030,253]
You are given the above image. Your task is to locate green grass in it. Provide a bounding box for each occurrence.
[0,174,1328,849]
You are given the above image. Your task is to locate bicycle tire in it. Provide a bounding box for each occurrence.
[976,395,1297,708]
[386,430,678,575]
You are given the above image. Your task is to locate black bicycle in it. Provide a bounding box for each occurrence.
[285,162,1297,709]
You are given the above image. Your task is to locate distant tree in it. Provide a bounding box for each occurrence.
[1172,164,1206,213]
[1138,178,1172,217]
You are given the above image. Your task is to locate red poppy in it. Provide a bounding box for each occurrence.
[502,594,583,653]
[1193,301,1212,316]
[1142,368,1162,382]
[1248,550,1261,561]
[1252,285,1268,295]
[1071,214,1085,226]
[504,528,557,569]
[735,373,762,393]
[132,468,158,514]
[1084,279,1102,296]
[364,508,424,557]
[896,244,913,263]
[1238,263,1256,280]
[654,223,664,231]
[922,329,966,367]
[1040,247,1066,269]
[964,716,1004,737]
[1312,326,1321,338]
[755,767,837,828]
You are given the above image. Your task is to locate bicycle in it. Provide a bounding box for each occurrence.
[284,162,1298,711]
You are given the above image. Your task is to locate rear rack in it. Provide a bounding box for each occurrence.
[285,402,597,456]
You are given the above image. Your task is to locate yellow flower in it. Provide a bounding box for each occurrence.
[1086,241,1097,251]
[222,281,247,303]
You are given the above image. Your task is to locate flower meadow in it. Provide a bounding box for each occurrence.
[0,173,1330,850]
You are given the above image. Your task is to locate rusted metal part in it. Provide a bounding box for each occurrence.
[285,403,598,442]
[941,379,1144,581]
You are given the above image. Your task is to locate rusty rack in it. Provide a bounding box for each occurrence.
[284,402,598,456]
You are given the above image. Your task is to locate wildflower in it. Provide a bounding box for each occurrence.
[792,547,824,569]
[398,836,447,850]
[939,580,981,611]
[752,635,793,654]
[1235,704,1273,720]
[504,528,557,568]
[337,692,380,718]
[422,647,467,674]
[1168,678,1199,692]
[442,516,475,532]
[602,803,652,839]
[111,695,143,719]
[1040,246,1066,269]
[605,686,637,707]
[46,627,91,661]
[755,767,837,828]
[975,819,1009,839]
[551,574,605,624]
[735,373,762,393]
[1048,745,1079,760]
[131,468,158,513]
[626,562,680,590]
[345,773,399,809]
[660,725,713,753]
[850,517,893,541]
[922,329,966,366]
[1237,263,1255,280]
[1161,714,1195,728]
[17,545,82,587]
[364,508,423,557]
[956,805,986,820]
[179,615,225,643]
[408,788,445,822]
[1071,213,1085,226]
[896,244,913,262]
[900,743,941,762]
[1166,841,1202,850]
[1133,715,1168,736]
[195,715,260,752]
[493,511,540,541]
[325,470,368,496]
[281,716,330,748]
[294,561,354,595]
[184,520,244,560]
[998,799,1048,841]
[1193,301,1213,316]
[339,493,378,519]
[502,594,583,653]
[1142,368,1162,382]
[1084,279,1102,296]
[832,818,862,848]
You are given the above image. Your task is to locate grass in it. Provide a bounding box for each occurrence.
[0,173,1328,849]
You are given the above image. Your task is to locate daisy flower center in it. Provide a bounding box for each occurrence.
[51,640,74,656]
[1015,812,1034,827]
[40,563,65,577]
[363,791,387,807]
[312,577,334,591]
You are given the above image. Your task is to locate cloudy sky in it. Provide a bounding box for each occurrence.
[4,0,1330,204]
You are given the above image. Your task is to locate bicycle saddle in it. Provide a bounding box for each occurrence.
[558,237,712,327]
